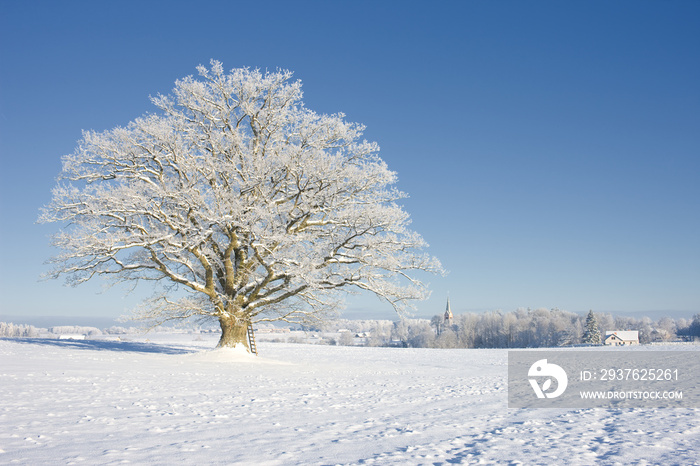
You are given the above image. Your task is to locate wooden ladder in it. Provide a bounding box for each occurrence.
[247,323,258,356]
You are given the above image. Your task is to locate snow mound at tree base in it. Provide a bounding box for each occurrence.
[187,345,257,362]
[186,346,290,364]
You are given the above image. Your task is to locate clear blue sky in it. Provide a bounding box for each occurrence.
[1,0,698,323]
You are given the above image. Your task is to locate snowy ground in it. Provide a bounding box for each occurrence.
[1,335,698,465]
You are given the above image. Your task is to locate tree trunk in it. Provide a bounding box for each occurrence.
[217,316,251,351]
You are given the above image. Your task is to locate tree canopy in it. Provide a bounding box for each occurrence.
[40,61,443,349]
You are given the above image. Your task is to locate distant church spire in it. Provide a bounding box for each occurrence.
[444,296,453,323]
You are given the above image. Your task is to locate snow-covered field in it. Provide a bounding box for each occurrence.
[1,335,698,465]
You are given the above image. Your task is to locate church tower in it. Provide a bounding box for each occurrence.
[444,297,453,326]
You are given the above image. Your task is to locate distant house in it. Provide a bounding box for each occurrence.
[604,331,639,346]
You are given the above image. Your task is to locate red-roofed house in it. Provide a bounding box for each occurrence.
[604,331,639,346]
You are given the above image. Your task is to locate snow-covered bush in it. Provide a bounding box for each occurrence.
[49,326,102,336]
[104,326,139,335]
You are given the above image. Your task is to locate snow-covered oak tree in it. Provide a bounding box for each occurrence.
[40,61,443,350]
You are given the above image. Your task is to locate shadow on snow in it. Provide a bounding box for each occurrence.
[3,337,195,355]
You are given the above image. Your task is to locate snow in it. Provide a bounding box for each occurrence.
[1,335,698,465]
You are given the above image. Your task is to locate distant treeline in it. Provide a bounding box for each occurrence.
[0,323,143,338]
[4,310,699,349]
[315,309,700,348]
[0,322,40,338]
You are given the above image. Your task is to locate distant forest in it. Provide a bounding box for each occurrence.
[314,309,700,349]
